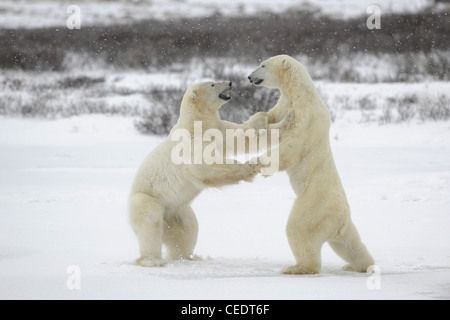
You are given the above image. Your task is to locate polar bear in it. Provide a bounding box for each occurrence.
[128,81,274,267]
[248,55,375,274]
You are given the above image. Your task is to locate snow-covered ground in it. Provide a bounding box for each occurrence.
[0,0,438,29]
[0,115,449,300]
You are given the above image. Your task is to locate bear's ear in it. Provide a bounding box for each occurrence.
[191,89,198,101]
[189,89,203,105]
[281,57,291,72]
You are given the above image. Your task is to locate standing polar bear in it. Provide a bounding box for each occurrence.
[249,55,374,274]
[129,81,272,267]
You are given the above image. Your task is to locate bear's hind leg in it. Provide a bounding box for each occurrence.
[163,205,199,261]
[328,221,374,273]
[283,207,326,275]
[128,193,166,267]
[283,235,323,275]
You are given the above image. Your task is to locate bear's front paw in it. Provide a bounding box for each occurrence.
[242,163,259,182]
[245,160,261,173]
[137,257,167,267]
[248,157,271,172]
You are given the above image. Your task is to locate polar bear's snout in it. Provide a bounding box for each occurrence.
[249,62,269,86]
[218,81,232,101]
[248,74,264,85]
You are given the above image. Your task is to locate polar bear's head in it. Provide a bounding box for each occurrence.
[247,55,292,89]
[248,55,312,90]
[183,81,233,112]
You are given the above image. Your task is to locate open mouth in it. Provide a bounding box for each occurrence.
[219,88,232,101]
[249,77,264,85]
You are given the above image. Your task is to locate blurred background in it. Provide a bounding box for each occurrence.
[0,0,448,134]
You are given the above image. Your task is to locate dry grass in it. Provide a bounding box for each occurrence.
[0,11,448,80]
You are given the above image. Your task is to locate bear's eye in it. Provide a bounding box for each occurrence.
[211,84,215,87]
[261,65,265,68]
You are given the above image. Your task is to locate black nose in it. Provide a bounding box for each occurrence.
[229,81,232,87]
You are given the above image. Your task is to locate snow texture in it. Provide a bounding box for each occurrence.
[0,115,449,299]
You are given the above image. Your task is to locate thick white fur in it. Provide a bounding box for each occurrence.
[249,55,375,274]
[128,81,262,267]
